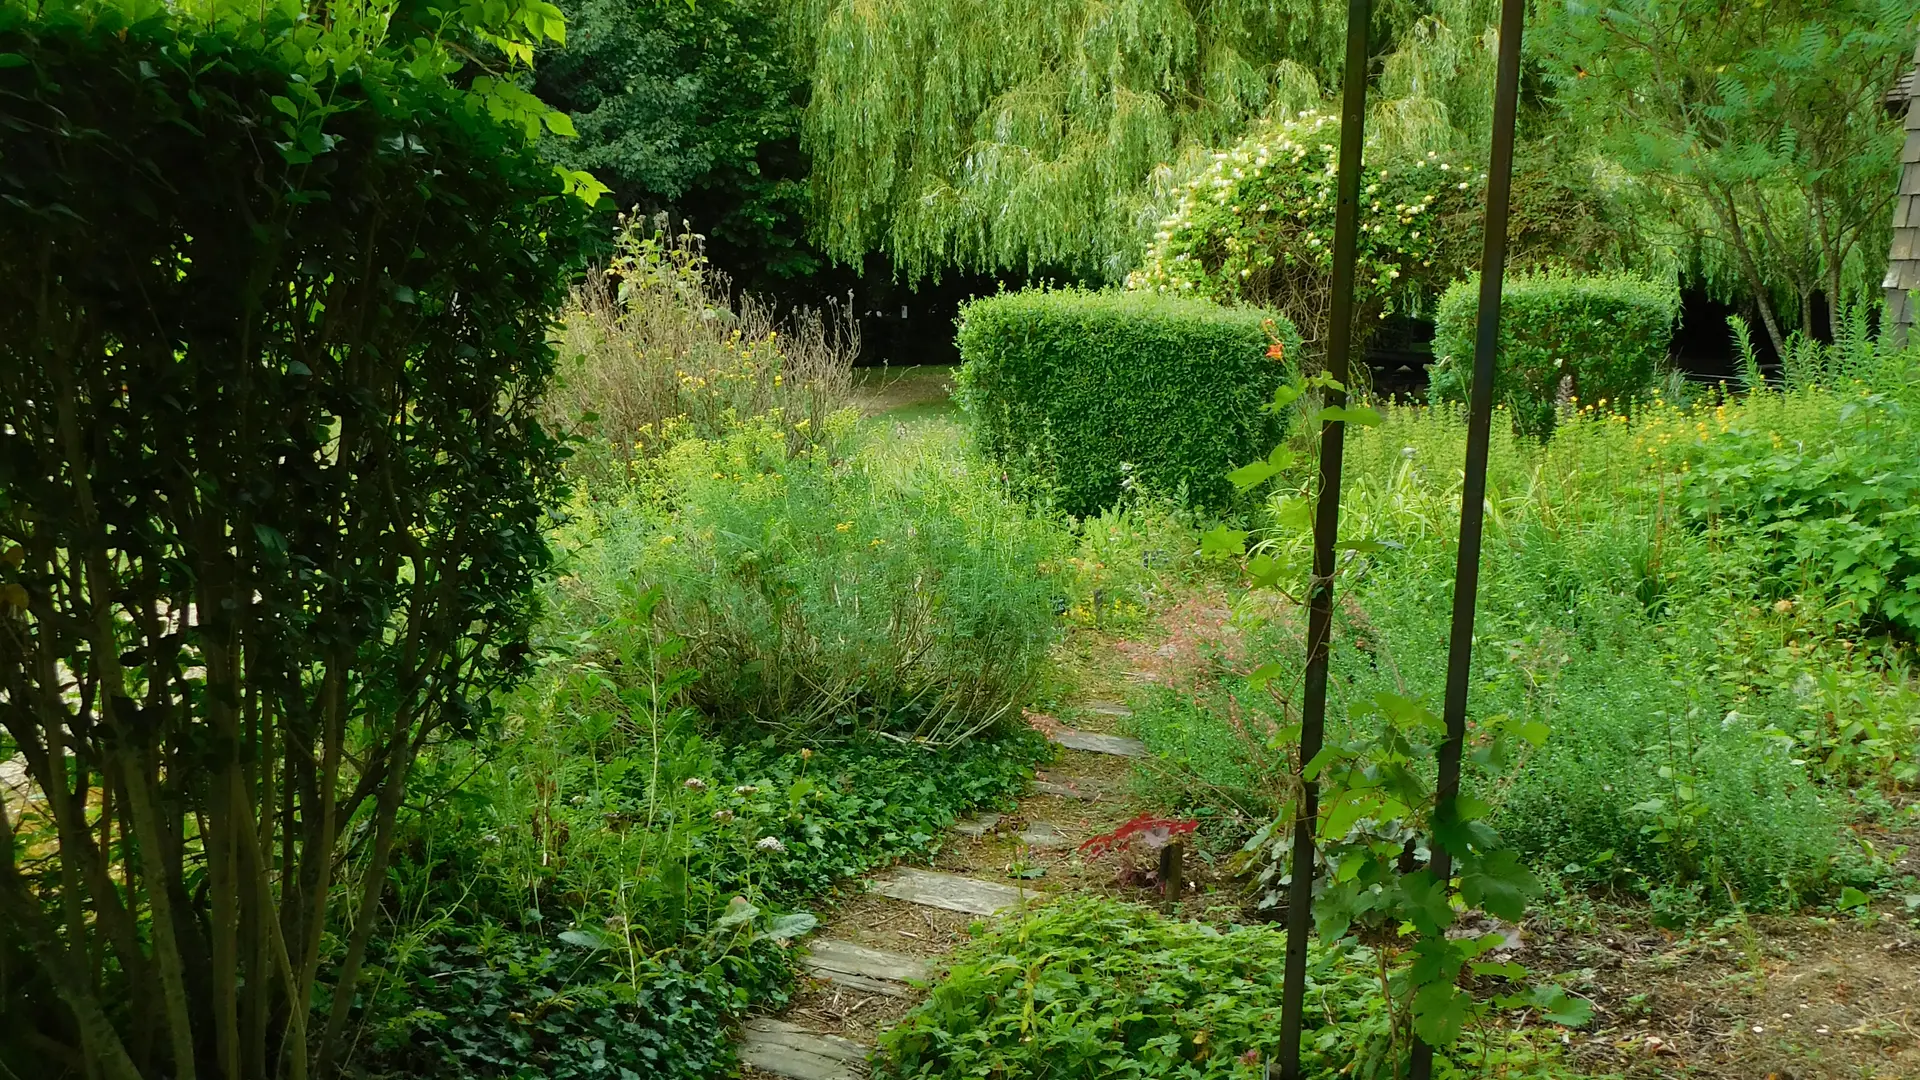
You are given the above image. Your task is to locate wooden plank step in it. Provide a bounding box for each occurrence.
[1049,727,1147,758]
[869,867,1042,916]
[739,1018,866,1080]
[802,939,932,997]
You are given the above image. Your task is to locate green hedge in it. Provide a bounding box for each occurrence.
[1428,273,1678,436]
[955,289,1296,516]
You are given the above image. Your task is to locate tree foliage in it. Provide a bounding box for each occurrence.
[537,0,817,281]
[0,2,586,1077]
[1126,113,1484,358]
[796,0,1509,281]
[1538,0,1920,352]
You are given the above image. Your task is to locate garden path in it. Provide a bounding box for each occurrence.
[736,703,1148,1080]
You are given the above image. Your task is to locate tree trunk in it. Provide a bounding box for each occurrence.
[0,804,145,1080]
[313,741,415,1077]
[1708,184,1789,357]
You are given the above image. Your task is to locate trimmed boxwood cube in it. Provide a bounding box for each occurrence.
[1428,272,1679,436]
[955,288,1297,516]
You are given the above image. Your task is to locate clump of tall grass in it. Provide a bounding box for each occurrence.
[548,215,857,481]
[549,415,1064,745]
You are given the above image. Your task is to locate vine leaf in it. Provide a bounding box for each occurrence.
[1411,981,1471,1047]
[1459,849,1539,923]
[1533,985,1594,1028]
[1200,525,1249,556]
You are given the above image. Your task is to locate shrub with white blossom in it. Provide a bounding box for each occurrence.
[1127,113,1483,361]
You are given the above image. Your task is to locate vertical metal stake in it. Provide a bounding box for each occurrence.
[1407,0,1527,1077]
[1276,1,1370,1076]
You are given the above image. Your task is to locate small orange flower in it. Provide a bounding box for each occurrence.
[1266,342,1286,361]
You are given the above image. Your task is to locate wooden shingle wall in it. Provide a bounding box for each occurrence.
[1885,42,1920,340]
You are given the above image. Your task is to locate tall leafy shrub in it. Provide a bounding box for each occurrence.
[1127,114,1482,357]
[956,289,1295,516]
[1428,273,1678,436]
[0,6,585,1077]
[548,218,856,484]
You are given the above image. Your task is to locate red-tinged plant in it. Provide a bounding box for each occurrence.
[1078,813,1199,858]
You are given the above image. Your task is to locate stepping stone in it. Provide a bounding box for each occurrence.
[1016,822,1069,850]
[953,812,1001,838]
[802,939,932,997]
[1085,701,1133,717]
[1031,778,1098,801]
[1049,727,1147,758]
[869,867,1042,916]
[739,1018,866,1080]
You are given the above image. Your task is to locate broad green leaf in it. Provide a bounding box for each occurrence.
[1397,870,1455,934]
[545,110,578,137]
[717,895,760,929]
[1200,525,1249,556]
[1836,885,1870,911]
[1227,458,1281,490]
[1455,794,1493,823]
[768,912,819,940]
[1470,960,1527,981]
[1320,789,1376,841]
[558,928,619,950]
[1411,980,1471,1047]
[1273,497,1312,532]
[1459,849,1539,922]
[1247,553,1284,588]
[1530,984,1594,1028]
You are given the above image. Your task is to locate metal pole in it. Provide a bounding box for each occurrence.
[1275,1,1369,1076]
[1407,0,1526,1076]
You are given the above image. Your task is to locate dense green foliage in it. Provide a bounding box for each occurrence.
[956,289,1295,516]
[1126,114,1482,358]
[1675,323,1920,640]
[1537,0,1919,348]
[0,2,587,1076]
[549,219,855,483]
[1428,273,1679,435]
[1131,388,1908,915]
[371,671,1045,1077]
[365,931,794,1080]
[537,0,815,280]
[875,898,1574,1079]
[795,0,1508,279]
[343,390,1055,1076]
[563,415,1060,743]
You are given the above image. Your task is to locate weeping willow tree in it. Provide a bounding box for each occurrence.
[796,0,1505,281]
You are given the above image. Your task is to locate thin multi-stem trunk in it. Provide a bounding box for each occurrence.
[313,737,415,1077]
[1707,183,1788,356]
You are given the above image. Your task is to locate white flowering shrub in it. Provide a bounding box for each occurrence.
[1127,113,1482,359]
